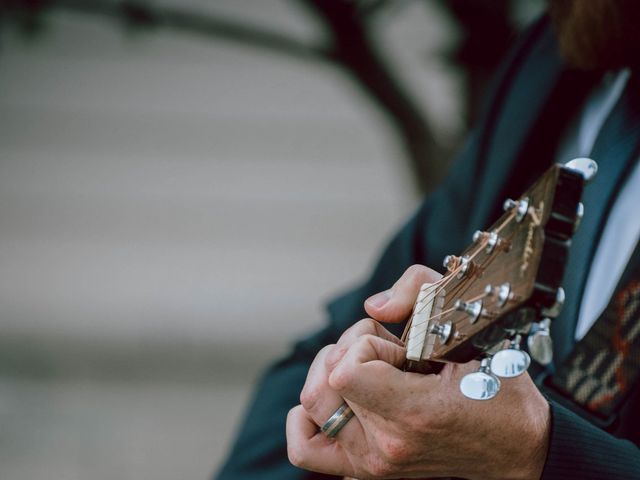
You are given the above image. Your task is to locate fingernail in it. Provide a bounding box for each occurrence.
[366,290,392,308]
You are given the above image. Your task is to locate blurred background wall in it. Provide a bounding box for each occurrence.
[0,1,541,478]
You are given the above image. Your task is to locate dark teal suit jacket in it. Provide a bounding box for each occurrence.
[217,17,640,479]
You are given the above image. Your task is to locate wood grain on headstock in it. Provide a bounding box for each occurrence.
[404,164,584,371]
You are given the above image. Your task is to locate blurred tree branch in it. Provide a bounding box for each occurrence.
[2,0,452,193]
[297,0,447,192]
[1,0,530,193]
[1,0,331,60]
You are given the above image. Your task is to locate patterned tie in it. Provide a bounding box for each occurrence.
[550,244,640,418]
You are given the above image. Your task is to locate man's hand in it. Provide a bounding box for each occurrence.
[287,265,550,480]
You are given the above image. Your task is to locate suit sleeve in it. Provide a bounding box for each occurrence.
[542,401,640,479]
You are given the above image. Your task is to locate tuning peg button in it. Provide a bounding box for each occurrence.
[574,202,585,233]
[454,299,483,323]
[460,357,501,400]
[528,318,553,366]
[541,287,565,318]
[565,157,598,182]
[429,321,452,344]
[490,335,531,378]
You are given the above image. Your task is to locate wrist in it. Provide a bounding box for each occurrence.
[514,393,551,480]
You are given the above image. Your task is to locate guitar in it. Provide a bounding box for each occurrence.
[401,158,596,400]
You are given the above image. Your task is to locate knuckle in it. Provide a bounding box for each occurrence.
[299,384,321,412]
[328,363,351,391]
[320,343,337,363]
[379,436,410,463]
[359,333,378,349]
[405,264,425,281]
[361,332,377,343]
[324,345,344,370]
[346,335,372,360]
[301,345,334,411]
[354,317,377,334]
[317,344,334,359]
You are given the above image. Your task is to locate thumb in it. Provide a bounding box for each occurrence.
[364,264,442,323]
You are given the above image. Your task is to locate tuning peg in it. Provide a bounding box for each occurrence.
[503,197,529,222]
[527,318,553,366]
[565,157,598,182]
[503,198,517,211]
[484,282,511,307]
[490,334,531,378]
[573,202,585,233]
[429,320,452,344]
[443,255,458,271]
[443,255,472,277]
[473,230,499,253]
[541,287,565,318]
[454,299,482,323]
[460,357,501,400]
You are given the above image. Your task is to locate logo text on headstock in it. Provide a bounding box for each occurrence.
[520,201,544,277]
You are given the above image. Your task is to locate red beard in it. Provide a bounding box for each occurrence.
[548,0,640,70]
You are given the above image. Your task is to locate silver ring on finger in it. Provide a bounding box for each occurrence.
[320,402,354,438]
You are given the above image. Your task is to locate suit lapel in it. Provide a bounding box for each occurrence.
[469,21,567,232]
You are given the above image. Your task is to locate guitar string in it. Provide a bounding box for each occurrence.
[401,241,494,342]
[403,278,471,343]
[401,232,515,346]
[400,209,519,344]
[405,290,490,340]
[409,208,517,319]
[414,208,517,313]
[405,290,490,336]
[446,227,518,329]
[402,225,520,346]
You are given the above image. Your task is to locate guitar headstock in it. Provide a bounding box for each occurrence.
[404,162,589,396]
